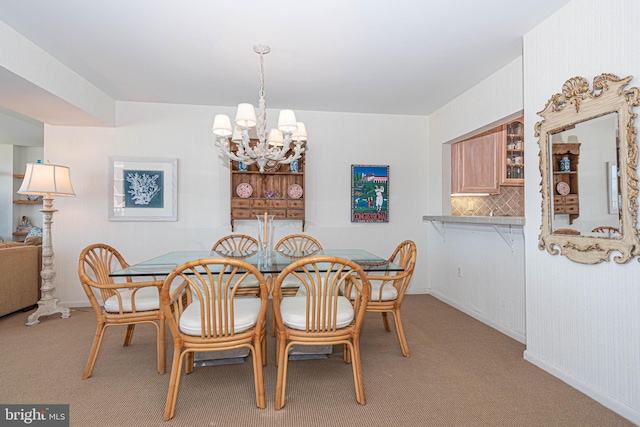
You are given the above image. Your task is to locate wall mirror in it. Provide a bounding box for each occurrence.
[536,73,640,264]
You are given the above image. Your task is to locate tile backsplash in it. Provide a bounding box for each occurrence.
[451,186,524,217]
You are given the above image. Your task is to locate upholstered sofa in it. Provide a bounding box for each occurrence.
[0,236,42,317]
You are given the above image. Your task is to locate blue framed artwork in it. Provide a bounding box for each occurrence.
[109,157,178,221]
[351,164,389,223]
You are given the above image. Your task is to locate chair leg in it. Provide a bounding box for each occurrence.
[83,322,107,379]
[261,322,267,366]
[343,343,351,363]
[251,342,266,409]
[123,324,135,346]
[157,317,166,374]
[351,338,366,405]
[393,309,410,357]
[185,352,194,374]
[271,308,277,337]
[275,338,288,410]
[274,331,280,367]
[163,347,184,421]
[381,312,391,332]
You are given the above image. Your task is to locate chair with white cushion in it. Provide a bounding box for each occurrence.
[212,234,260,296]
[270,234,324,335]
[272,256,370,410]
[362,240,416,357]
[78,243,165,379]
[274,234,323,295]
[161,257,269,420]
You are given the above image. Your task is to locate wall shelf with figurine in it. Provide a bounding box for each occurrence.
[12,174,42,241]
[551,142,580,224]
[500,118,524,186]
[229,153,306,231]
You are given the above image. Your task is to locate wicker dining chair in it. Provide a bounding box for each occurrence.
[358,240,416,357]
[161,258,269,420]
[212,234,261,296]
[274,234,323,295]
[270,234,324,335]
[591,226,620,237]
[78,243,165,379]
[272,256,371,410]
[211,234,259,254]
[274,234,323,253]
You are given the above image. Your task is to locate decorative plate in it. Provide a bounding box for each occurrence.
[236,182,253,198]
[288,184,303,199]
[556,181,570,196]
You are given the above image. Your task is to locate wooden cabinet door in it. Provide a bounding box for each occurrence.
[452,130,500,194]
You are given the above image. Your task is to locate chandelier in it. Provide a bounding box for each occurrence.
[212,45,307,173]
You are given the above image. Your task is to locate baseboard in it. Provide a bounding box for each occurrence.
[428,290,526,344]
[524,350,640,425]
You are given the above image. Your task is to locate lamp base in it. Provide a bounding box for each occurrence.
[26,297,70,326]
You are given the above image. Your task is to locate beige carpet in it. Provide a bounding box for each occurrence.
[0,295,633,426]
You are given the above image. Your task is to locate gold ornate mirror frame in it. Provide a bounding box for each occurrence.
[536,74,640,264]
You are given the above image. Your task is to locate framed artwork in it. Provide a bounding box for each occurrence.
[109,157,178,221]
[351,164,389,223]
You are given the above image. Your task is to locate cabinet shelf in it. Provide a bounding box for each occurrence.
[501,117,524,186]
[233,171,303,176]
[229,150,305,231]
[13,200,43,204]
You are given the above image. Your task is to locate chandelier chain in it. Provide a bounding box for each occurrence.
[257,51,267,144]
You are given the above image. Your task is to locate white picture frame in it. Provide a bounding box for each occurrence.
[109,156,178,221]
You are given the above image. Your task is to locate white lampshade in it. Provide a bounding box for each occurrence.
[268,129,284,147]
[292,122,308,142]
[231,125,259,142]
[18,162,75,197]
[277,109,297,132]
[212,114,233,136]
[235,103,258,128]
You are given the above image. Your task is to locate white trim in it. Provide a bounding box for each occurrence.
[524,350,640,425]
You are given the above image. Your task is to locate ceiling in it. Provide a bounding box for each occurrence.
[0,0,571,145]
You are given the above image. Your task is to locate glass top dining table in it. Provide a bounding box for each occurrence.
[109,248,403,277]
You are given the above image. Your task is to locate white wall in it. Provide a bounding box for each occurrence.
[425,58,526,342]
[523,0,640,423]
[0,144,13,241]
[45,101,429,306]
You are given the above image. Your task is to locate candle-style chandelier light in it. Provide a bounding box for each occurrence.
[212,45,307,173]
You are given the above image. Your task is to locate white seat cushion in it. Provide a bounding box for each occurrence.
[230,275,260,288]
[369,281,398,301]
[345,280,398,301]
[179,297,261,336]
[279,296,354,330]
[280,276,300,288]
[104,286,160,313]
